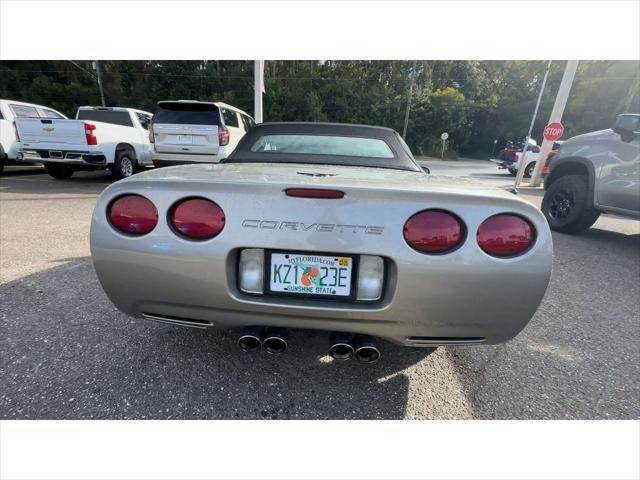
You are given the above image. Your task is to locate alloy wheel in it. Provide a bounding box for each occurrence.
[548,187,576,219]
[121,157,134,177]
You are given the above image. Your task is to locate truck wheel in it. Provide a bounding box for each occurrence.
[542,174,600,233]
[524,162,536,178]
[45,163,74,180]
[0,147,5,175]
[111,150,137,180]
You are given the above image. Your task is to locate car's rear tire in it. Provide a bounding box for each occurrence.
[45,163,74,180]
[542,174,600,233]
[110,150,137,180]
[524,161,536,178]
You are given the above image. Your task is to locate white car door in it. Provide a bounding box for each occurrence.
[134,112,154,165]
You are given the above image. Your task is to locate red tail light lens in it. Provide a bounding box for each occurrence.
[108,195,158,235]
[85,123,97,145]
[148,121,155,143]
[12,121,20,141]
[403,209,465,254]
[218,126,230,146]
[170,198,225,240]
[285,188,344,199]
[477,214,535,257]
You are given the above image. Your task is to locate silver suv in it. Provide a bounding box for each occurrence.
[150,100,255,167]
[542,113,640,233]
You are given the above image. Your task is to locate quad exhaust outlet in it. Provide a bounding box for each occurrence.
[238,326,264,352]
[263,327,288,355]
[353,334,381,364]
[329,332,381,363]
[328,332,355,361]
[238,328,380,363]
[238,326,288,355]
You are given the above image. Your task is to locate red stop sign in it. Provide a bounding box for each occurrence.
[543,122,564,141]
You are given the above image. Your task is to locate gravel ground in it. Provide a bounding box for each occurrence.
[1,164,638,419]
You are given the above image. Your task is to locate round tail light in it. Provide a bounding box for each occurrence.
[108,195,158,235]
[477,214,535,257]
[169,198,225,240]
[403,209,465,254]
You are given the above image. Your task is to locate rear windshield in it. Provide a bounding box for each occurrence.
[77,110,133,127]
[250,134,395,158]
[10,104,39,118]
[227,123,421,172]
[153,103,221,125]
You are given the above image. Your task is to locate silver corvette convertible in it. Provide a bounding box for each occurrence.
[90,123,552,362]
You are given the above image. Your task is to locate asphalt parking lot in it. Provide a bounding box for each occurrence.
[1,160,639,419]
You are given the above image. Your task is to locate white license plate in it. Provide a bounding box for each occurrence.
[269,253,353,297]
[176,135,192,144]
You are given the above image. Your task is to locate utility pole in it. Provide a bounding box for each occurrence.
[92,61,106,107]
[402,60,418,139]
[254,60,264,123]
[530,60,579,187]
[512,60,552,193]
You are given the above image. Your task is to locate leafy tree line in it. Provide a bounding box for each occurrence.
[0,60,637,158]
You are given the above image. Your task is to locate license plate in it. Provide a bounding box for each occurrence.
[269,253,353,297]
[176,135,192,144]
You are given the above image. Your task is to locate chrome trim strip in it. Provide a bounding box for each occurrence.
[141,313,212,329]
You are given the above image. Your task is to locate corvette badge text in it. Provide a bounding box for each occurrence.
[242,219,384,235]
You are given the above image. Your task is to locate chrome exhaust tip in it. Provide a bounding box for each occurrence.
[328,332,354,361]
[263,327,287,355]
[238,326,264,352]
[353,335,381,364]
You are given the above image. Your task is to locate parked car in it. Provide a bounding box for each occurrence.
[542,141,564,176]
[0,99,68,174]
[15,106,154,180]
[542,113,640,233]
[150,100,255,167]
[496,138,539,162]
[91,122,552,363]
[492,140,563,178]
[492,138,540,177]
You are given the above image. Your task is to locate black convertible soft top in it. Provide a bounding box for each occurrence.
[223,122,422,172]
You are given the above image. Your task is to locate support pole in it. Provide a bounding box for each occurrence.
[530,60,579,187]
[254,60,264,124]
[93,60,106,107]
[512,60,552,193]
[402,60,417,140]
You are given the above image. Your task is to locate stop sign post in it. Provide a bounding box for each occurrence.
[543,122,564,142]
[529,61,579,186]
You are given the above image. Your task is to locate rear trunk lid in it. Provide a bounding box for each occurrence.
[15,118,87,147]
[128,161,520,203]
[152,102,221,156]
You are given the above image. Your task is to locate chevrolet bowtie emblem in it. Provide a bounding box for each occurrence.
[42,127,55,133]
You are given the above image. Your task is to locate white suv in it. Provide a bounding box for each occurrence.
[150,100,255,167]
[0,99,67,174]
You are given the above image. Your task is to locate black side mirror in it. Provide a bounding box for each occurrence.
[613,114,640,141]
[422,166,431,174]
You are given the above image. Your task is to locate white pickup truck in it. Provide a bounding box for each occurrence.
[15,106,153,180]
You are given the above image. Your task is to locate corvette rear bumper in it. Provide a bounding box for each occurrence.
[90,178,553,347]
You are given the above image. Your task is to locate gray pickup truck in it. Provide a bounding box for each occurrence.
[541,113,640,233]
